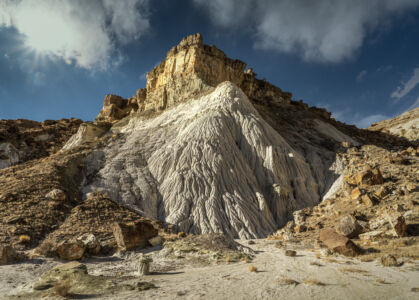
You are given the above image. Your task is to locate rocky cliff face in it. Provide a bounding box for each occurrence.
[96,33,291,122]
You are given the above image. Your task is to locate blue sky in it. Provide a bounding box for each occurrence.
[0,0,418,128]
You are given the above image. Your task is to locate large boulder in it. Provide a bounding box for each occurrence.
[336,215,363,238]
[56,240,85,260]
[319,228,362,257]
[34,262,88,291]
[112,220,158,251]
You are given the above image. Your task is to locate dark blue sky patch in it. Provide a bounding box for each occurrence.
[0,0,418,127]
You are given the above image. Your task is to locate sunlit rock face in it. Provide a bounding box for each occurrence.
[96,33,292,122]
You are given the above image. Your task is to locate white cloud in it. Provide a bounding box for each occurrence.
[391,67,419,101]
[356,70,368,82]
[194,0,419,63]
[0,0,150,70]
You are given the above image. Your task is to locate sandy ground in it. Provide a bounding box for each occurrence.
[1,239,418,299]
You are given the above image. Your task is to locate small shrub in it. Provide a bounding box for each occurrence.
[248,265,257,272]
[18,235,31,244]
[240,256,251,263]
[225,256,231,263]
[54,278,72,297]
[277,278,299,285]
[304,279,325,286]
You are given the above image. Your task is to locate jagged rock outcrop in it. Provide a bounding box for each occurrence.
[96,33,292,122]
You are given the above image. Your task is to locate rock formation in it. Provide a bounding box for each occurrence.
[79,34,369,238]
[96,33,291,122]
[1,33,417,251]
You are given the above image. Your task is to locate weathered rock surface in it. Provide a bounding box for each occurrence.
[56,240,85,260]
[112,220,158,251]
[62,122,109,150]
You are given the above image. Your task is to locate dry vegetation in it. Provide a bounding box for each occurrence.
[248,265,258,272]
[277,278,299,285]
[53,278,72,297]
[303,279,326,286]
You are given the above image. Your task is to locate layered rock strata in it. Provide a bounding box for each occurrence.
[96,33,292,122]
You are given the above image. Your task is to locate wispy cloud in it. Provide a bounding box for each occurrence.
[0,0,150,71]
[194,0,419,63]
[356,70,368,82]
[391,67,419,102]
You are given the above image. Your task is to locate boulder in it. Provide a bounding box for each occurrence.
[45,189,66,202]
[336,215,363,238]
[56,240,85,260]
[34,262,88,290]
[148,236,163,247]
[319,228,362,257]
[112,220,158,251]
[0,245,17,265]
[285,250,296,257]
[77,233,101,255]
[389,216,407,237]
[345,167,384,187]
